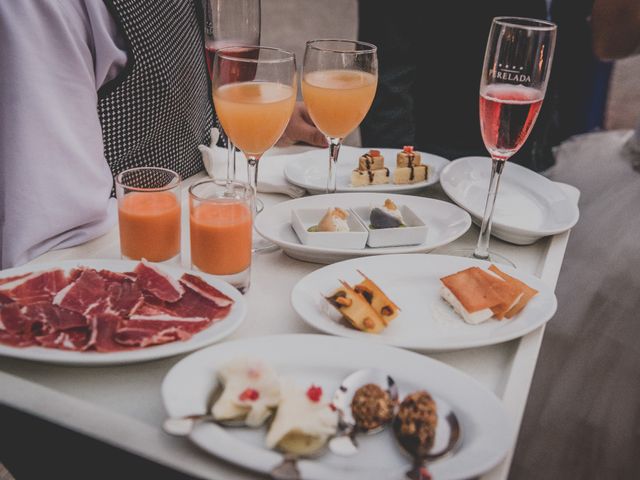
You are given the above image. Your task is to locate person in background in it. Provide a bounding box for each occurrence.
[0,0,324,269]
[591,0,640,170]
[357,0,597,173]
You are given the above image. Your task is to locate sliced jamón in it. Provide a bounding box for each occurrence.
[134,260,184,302]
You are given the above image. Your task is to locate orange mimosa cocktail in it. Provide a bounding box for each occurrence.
[214,81,296,157]
[302,39,378,193]
[302,70,377,139]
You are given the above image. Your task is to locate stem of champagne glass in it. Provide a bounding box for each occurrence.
[473,157,505,260]
[226,137,237,184]
[246,155,261,217]
[326,137,342,194]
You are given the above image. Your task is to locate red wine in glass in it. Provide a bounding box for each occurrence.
[479,84,543,161]
[205,41,259,83]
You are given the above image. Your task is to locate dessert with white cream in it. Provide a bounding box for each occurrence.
[266,380,338,455]
[310,207,351,232]
[370,199,405,229]
[212,358,281,427]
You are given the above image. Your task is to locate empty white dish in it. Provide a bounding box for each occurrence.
[291,208,368,249]
[351,205,428,248]
[440,156,580,245]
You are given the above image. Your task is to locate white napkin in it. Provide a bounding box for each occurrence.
[199,128,307,198]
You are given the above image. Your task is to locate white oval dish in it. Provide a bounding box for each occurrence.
[161,334,514,480]
[0,259,247,366]
[439,156,580,245]
[254,193,471,264]
[291,254,557,351]
[284,146,450,195]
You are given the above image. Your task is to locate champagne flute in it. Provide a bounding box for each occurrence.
[212,46,297,251]
[455,17,556,266]
[302,40,378,194]
[202,0,261,185]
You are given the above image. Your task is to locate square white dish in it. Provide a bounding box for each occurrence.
[351,204,428,247]
[291,208,368,249]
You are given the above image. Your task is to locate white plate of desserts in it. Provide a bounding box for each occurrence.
[254,193,471,264]
[284,146,450,194]
[162,334,513,480]
[440,157,580,245]
[290,254,557,351]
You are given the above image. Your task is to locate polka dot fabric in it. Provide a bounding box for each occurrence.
[98,0,214,194]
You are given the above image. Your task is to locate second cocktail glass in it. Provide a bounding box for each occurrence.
[211,46,297,251]
[302,39,378,194]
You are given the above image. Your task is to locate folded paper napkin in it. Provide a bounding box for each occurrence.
[199,128,307,198]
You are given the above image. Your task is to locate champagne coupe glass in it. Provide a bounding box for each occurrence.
[212,46,297,252]
[203,0,260,185]
[302,40,378,194]
[455,17,556,266]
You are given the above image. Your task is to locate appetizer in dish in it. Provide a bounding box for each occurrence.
[351,383,396,431]
[393,146,429,185]
[212,358,281,427]
[326,271,400,333]
[0,260,234,352]
[266,380,338,455]
[370,199,405,229]
[309,207,351,232]
[351,149,391,187]
[439,264,538,324]
[394,390,438,452]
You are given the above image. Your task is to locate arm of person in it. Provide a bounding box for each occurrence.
[0,0,126,268]
[592,0,640,60]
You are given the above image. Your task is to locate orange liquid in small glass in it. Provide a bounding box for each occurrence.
[190,202,252,276]
[302,70,377,138]
[214,81,296,157]
[118,191,181,262]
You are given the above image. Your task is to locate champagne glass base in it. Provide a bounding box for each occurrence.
[446,248,516,268]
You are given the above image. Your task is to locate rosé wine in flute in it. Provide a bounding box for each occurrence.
[205,42,259,82]
[479,84,544,161]
[448,17,556,266]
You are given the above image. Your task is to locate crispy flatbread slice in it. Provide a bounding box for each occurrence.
[440,267,504,313]
[326,281,386,333]
[488,265,539,318]
[355,270,400,325]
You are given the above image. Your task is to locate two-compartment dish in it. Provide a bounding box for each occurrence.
[291,199,428,249]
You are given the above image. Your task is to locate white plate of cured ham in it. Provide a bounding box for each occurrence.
[0,259,246,365]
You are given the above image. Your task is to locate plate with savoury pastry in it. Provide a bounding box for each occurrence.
[254,193,471,264]
[284,146,450,194]
[440,156,580,245]
[290,254,557,351]
[161,334,513,480]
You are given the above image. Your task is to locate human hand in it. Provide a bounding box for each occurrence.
[277,101,328,147]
